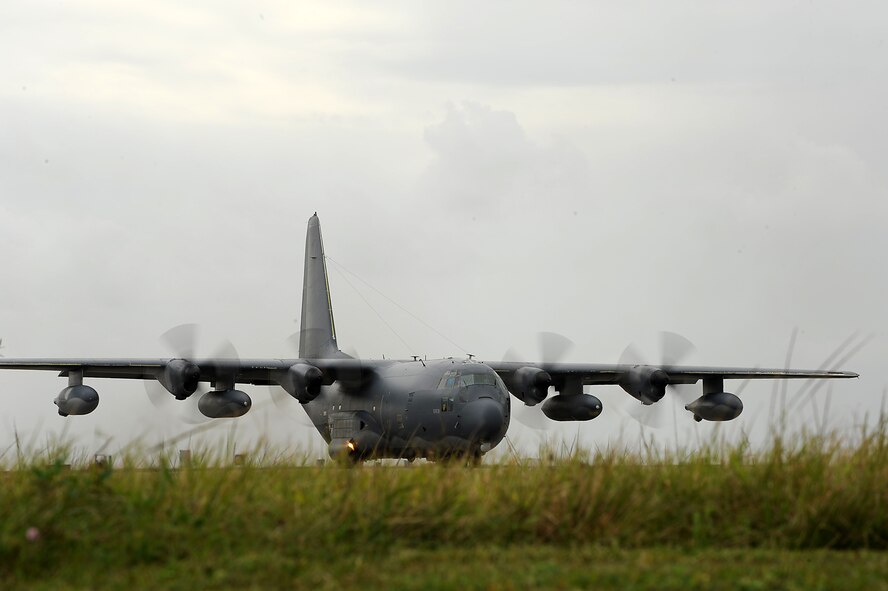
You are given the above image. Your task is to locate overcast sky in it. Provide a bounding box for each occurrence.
[1,1,885,461]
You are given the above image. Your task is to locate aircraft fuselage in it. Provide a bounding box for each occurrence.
[302,359,511,461]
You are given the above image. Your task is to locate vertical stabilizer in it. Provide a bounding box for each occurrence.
[299,214,343,359]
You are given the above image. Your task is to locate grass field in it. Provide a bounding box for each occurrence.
[2,422,887,589]
[8,546,888,591]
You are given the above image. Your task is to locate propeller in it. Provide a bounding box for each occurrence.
[144,324,205,424]
[266,333,314,427]
[618,331,699,429]
[161,323,198,360]
[144,324,242,424]
[266,332,337,428]
[504,331,575,432]
[268,385,315,427]
[538,332,574,364]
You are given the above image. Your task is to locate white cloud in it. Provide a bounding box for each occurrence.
[420,102,590,213]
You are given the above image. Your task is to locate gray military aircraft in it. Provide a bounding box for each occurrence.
[0,214,858,462]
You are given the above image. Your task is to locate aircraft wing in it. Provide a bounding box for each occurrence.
[484,360,857,416]
[0,357,375,385]
[0,358,856,389]
[484,361,858,385]
[0,356,382,418]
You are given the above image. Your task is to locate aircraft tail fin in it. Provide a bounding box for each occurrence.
[299,214,346,359]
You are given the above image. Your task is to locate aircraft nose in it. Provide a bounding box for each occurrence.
[462,397,505,442]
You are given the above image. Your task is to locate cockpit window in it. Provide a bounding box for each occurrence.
[437,369,505,391]
[438,370,460,389]
[460,372,496,387]
[493,372,509,394]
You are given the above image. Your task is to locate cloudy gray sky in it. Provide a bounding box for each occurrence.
[1,1,885,460]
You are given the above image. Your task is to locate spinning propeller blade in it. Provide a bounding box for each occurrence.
[619,331,698,429]
[506,332,575,432]
[267,333,321,427]
[144,324,242,424]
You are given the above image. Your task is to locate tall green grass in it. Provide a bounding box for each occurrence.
[2,418,887,579]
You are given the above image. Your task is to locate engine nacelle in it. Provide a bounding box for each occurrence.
[54,385,99,416]
[158,359,201,400]
[685,392,743,422]
[619,366,669,404]
[198,389,252,418]
[503,367,552,406]
[279,363,323,403]
[541,394,603,422]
